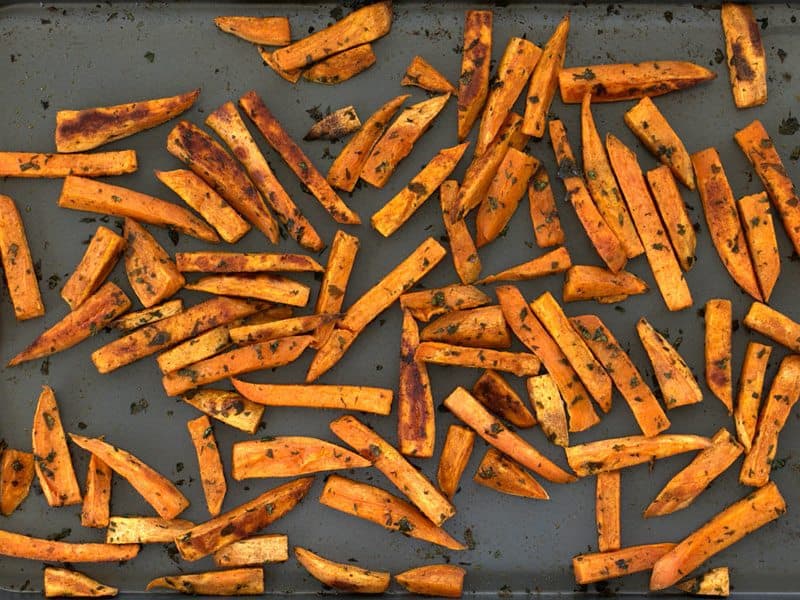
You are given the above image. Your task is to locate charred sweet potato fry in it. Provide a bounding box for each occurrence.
[185,274,309,307]
[233,381,393,415]
[739,192,779,301]
[0,195,44,320]
[573,543,676,584]
[258,47,303,83]
[421,306,510,350]
[182,389,265,434]
[563,266,648,303]
[10,283,130,367]
[402,56,456,94]
[214,16,290,45]
[607,134,692,311]
[440,180,481,284]
[0,529,139,562]
[232,436,369,480]
[55,89,199,152]
[176,251,322,274]
[112,299,183,333]
[522,14,569,138]
[559,61,715,104]
[44,567,118,598]
[676,567,730,597]
[58,176,218,242]
[187,416,226,516]
[566,434,711,477]
[360,94,450,188]
[0,449,34,516]
[596,470,621,552]
[70,434,189,519]
[705,299,733,413]
[526,374,569,447]
[105,517,194,544]
[691,147,761,300]
[571,315,669,437]
[61,226,125,310]
[146,568,264,595]
[327,94,408,192]
[476,37,541,154]
[457,10,492,141]
[477,246,572,284]
[646,165,697,271]
[417,342,541,377]
[372,142,469,236]
[743,301,800,352]
[229,314,335,345]
[650,482,785,590]
[213,534,289,567]
[319,475,465,550]
[314,230,359,348]
[124,219,184,308]
[637,317,703,409]
[472,370,536,428]
[304,106,361,141]
[398,310,435,457]
[734,342,771,452]
[400,284,490,323]
[443,387,575,483]
[437,425,475,500]
[0,150,137,178]
[475,447,548,499]
[528,167,565,248]
[80,455,112,528]
[304,44,376,84]
[295,547,390,594]
[395,564,465,598]
[721,3,767,108]
[645,428,743,518]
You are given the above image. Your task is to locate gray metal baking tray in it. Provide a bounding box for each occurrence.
[0,1,798,598]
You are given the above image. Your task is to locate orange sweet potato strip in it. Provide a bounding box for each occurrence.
[739,192,780,302]
[44,567,118,598]
[314,230,359,348]
[400,284,490,323]
[721,3,767,108]
[124,219,184,308]
[691,147,761,300]
[105,517,195,544]
[573,543,676,584]
[214,16,290,45]
[0,194,45,320]
[229,314,336,345]
[61,226,125,311]
[80,454,112,528]
[734,342,771,452]
[440,180,481,284]
[0,449,34,516]
[596,470,621,552]
[437,424,476,500]
[212,534,289,567]
[644,428,743,518]
[0,529,139,563]
[421,306,511,350]
[402,55,457,94]
[295,547,390,594]
[705,299,733,413]
[0,150,137,178]
[416,342,541,378]
[176,251,323,273]
[232,437,369,480]
[743,301,800,352]
[55,89,199,152]
[303,44,377,84]
[527,374,568,447]
[395,564,465,598]
[258,47,303,83]
[457,10,492,141]
[9,282,131,367]
[184,274,310,307]
[650,482,785,590]
[112,299,184,332]
[562,266,648,303]
[233,381,393,415]
[474,447,549,500]
[146,568,264,595]
[398,310,436,458]
[477,246,571,284]
[472,369,536,428]
[187,416,226,516]
[181,389,265,434]
[528,167,565,248]
[645,165,697,271]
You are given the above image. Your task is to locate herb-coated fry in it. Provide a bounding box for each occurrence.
[437,425,475,500]
[721,3,767,108]
[596,470,621,552]
[562,266,648,303]
[232,381,393,415]
[212,535,289,567]
[472,370,536,428]
[739,192,779,302]
[61,226,126,311]
[123,219,184,308]
[528,167,565,248]
[146,568,264,595]
[0,150,137,178]
[400,284,490,323]
[43,567,118,598]
[214,16,290,45]
[112,299,183,332]
[733,342,771,452]
[421,306,511,350]
[303,44,377,85]
[645,165,697,271]
[395,565,465,598]
[402,56,457,94]
[185,274,309,307]
[0,529,139,563]
[105,517,194,544]
[457,10,492,141]
[705,299,733,413]
[474,447,549,499]
[0,449,34,516]
[398,310,436,457]
[232,437,369,479]
[304,105,361,141]
[526,374,568,447]
[0,194,45,320]
[416,342,541,377]
[181,389,265,434]
[187,416,226,516]
[80,455,112,528]
[295,547,390,594]
[477,246,572,284]
[573,543,676,584]
[743,301,800,352]
[440,180,481,284]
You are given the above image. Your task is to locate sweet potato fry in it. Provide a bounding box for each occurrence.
[372,143,469,237]
[58,176,218,242]
[70,434,189,519]
[0,449,34,516]
[477,246,572,284]
[239,91,360,224]
[721,3,767,108]
[421,306,510,350]
[734,119,800,255]
[232,437,369,480]
[705,299,733,413]
[55,89,199,152]
[185,274,309,307]
[475,447,548,499]
[566,434,711,477]
[527,374,568,447]
[159,320,237,372]
[304,331,365,383]
[676,567,730,597]
[650,482,785,590]
[60,226,125,311]
[437,425,475,500]
[743,301,800,351]
[472,370,536,428]
[146,568,264,595]
[271,1,391,70]
[295,547,389,594]
[607,134,692,310]
[522,14,568,138]
[327,94,409,192]
[443,387,575,483]
[258,47,303,83]
[155,169,251,244]
[734,342,771,452]
[0,194,44,320]
[182,389,264,434]
[304,106,361,141]
[596,470,621,552]
[457,10,492,141]
[417,342,541,377]
[124,219,184,308]
[740,355,800,487]
[646,165,697,271]
[559,61,715,103]
[175,477,313,561]
[398,310,435,457]
[528,167,565,248]
[550,120,627,272]
[0,529,139,562]
[319,475,465,550]
[105,517,194,544]
[213,535,289,567]
[230,314,336,345]
[0,150,137,178]
[112,299,183,333]
[176,252,322,274]
[571,315,669,437]
[477,37,541,154]
[314,231,359,348]
[187,416,226,516]
[573,543,676,584]
[402,56,456,94]
[637,317,703,409]
[395,565,465,598]
[440,180,481,284]
[81,454,112,528]
[400,284,490,323]
[360,94,451,188]
[214,16,290,45]
[691,147,761,300]
[562,266,647,303]
[162,335,312,396]
[44,567,117,598]
[739,192,779,302]
[233,381,393,415]
[303,44,376,84]
[330,415,454,525]
[645,428,743,518]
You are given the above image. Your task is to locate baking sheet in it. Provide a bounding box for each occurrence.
[0,1,799,597]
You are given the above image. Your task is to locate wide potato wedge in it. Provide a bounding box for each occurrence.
[474,447,549,500]
[0,194,45,320]
[472,370,536,428]
[437,425,475,500]
[402,56,456,95]
[295,547,390,594]
[43,567,117,598]
[62,227,126,311]
[739,192,779,302]
[123,218,184,308]
[721,3,767,108]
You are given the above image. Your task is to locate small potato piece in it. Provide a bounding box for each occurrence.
[146,568,264,595]
[258,47,303,83]
[440,180,481,284]
[232,381,393,415]
[705,299,733,413]
[721,3,767,108]
[304,44,376,85]
[304,106,361,141]
[475,447,548,499]
[314,230,360,348]
[112,299,183,332]
[0,194,45,320]
[421,306,510,350]
[43,567,117,598]
[105,517,194,544]
[646,165,697,271]
[416,342,541,378]
[55,89,199,153]
[175,251,323,274]
[402,56,456,94]
[734,342,771,452]
[213,535,289,567]
[230,314,337,345]
[477,246,572,284]
[124,219,184,308]
[295,547,390,594]
[528,167,565,248]
[522,14,569,138]
[676,567,730,597]
[81,455,112,528]
[165,326,240,373]
[743,301,800,352]
[214,16,290,45]
[395,564,465,598]
[437,425,475,500]
[573,543,676,585]
[0,150,137,178]
[596,470,621,552]
[61,226,126,311]
[739,192,779,301]
[400,284,490,323]
[457,10,493,141]
[181,389,265,434]
[0,530,139,563]
[563,265,648,303]
[472,370,536,428]
[398,310,435,457]
[187,416,226,516]
[185,274,309,307]
[527,374,568,447]
[0,449,34,516]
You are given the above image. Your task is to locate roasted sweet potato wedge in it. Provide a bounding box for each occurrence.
[457,10,492,141]
[229,314,336,345]
[675,567,730,597]
[44,567,118,598]
[646,165,697,271]
[124,219,184,308]
[32,386,80,505]
[233,380,393,415]
[61,225,126,311]
[400,284,490,323]
[146,568,264,595]
[295,547,390,594]
[105,517,194,544]
[112,299,183,333]
[258,47,303,83]
[304,44,376,84]
[214,16,290,45]
[187,416,226,516]
[472,369,536,428]
[213,535,289,567]
[185,274,309,307]
[421,305,510,350]
[743,301,800,352]
[0,449,34,516]
[181,389,265,434]
[437,425,475,500]
[176,251,322,273]
[739,192,779,302]
[304,106,361,141]
[734,342,771,452]
[0,150,137,178]
[477,246,572,284]
[475,447,548,499]
[395,564,465,598]
[0,194,45,320]
[705,299,733,413]
[314,230,360,348]
[721,3,767,108]
[80,454,112,528]
[440,180,481,284]
[573,543,676,584]
[562,266,648,303]
[417,342,541,377]
[398,310,435,457]
[402,56,456,94]
[528,167,565,248]
[527,374,569,447]
[596,470,621,552]
[0,529,139,563]
[232,436,369,479]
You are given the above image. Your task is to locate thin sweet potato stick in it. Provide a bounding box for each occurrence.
[416,342,541,378]
[743,301,800,352]
[395,565,465,598]
[573,543,676,585]
[526,374,568,447]
[214,16,290,45]
[187,416,226,516]
[232,381,393,415]
[440,180,481,284]
[213,535,289,567]
[146,568,264,595]
[739,192,779,302]
[645,165,697,271]
[705,299,733,413]
[398,310,436,457]
[0,150,137,178]
[596,470,621,552]
[295,547,390,594]
[229,314,336,345]
[734,342,771,452]
[43,567,117,598]
[0,194,45,320]
[457,10,492,141]
[477,246,571,284]
[421,306,511,350]
[314,230,359,348]
[80,454,112,528]
[721,3,767,108]
[175,251,322,273]
[184,274,310,307]
[437,425,476,500]
[105,517,194,545]
[528,167,565,248]
[400,284,490,323]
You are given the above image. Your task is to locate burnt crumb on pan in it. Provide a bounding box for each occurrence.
[713,48,725,64]
[779,115,799,135]
[777,48,787,63]
[663,10,673,22]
